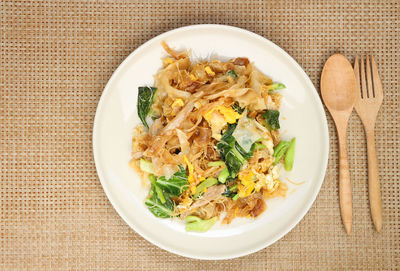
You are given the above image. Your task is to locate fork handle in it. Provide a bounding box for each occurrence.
[338,127,352,235]
[366,128,382,232]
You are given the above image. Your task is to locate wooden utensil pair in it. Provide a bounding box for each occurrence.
[321,54,383,234]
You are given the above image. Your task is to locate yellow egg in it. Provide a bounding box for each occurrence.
[171,98,184,109]
[237,170,255,198]
[189,74,198,81]
[184,155,195,190]
[216,106,242,124]
[163,57,174,66]
[205,66,215,76]
[204,106,242,124]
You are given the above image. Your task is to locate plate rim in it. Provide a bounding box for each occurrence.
[93,24,330,260]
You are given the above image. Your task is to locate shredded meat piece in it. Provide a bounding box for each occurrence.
[182,185,225,217]
[233,57,249,66]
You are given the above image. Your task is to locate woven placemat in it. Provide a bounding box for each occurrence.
[1,0,399,270]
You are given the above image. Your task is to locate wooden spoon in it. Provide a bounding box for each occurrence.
[321,54,358,235]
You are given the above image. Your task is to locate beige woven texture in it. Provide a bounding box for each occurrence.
[1,0,399,270]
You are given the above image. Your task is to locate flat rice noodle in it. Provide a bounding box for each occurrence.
[159,71,191,99]
[152,156,179,178]
[144,130,174,157]
[161,148,182,165]
[204,87,249,100]
[176,129,190,155]
[156,57,192,99]
[236,89,265,111]
[161,91,204,133]
[162,101,195,133]
[180,110,203,133]
[149,118,164,137]
[198,81,230,96]
[249,66,273,94]
[161,41,187,59]
[193,126,211,144]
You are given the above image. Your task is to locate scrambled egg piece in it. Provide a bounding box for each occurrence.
[203,106,242,140]
[184,155,195,184]
[189,74,197,81]
[205,66,215,76]
[163,57,174,66]
[254,166,281,192]
[216,106,242,124]
[184,155,197,194]
[171,98,184,109]
[238,170,255,198]
[203,109,227,140]
[170,99,184,116]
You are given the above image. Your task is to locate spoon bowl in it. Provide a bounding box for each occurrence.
[321,54,357,113]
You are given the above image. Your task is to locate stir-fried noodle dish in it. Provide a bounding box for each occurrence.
[130,42,296,232]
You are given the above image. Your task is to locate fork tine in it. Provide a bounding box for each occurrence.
[366,56,374,98]
[370,56,383,100]
[353,56,362,99]
[360,56,368,99]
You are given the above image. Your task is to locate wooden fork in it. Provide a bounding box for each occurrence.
[353,56,383,232]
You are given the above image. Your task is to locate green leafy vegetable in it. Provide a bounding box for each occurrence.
[216,124,254,178]
[262,110,280,130]
[149,174,157,184]
[235,140,255,161]
[156,165,189,197]
[222,184,238,198]
[232,194,240,201]
[232,101,244,114]
[145,183,174,218]
[218,168,230,183]
[284,138,296,171]
[226,70,238,78]
[137,86,157,129]
[207,161,225,167]
[193,177,218,198]
[267,83,286,91]
[273,141,290,165]
[230,184,238,191]
[149,109,160,120]
[155,184,166,204]
[185,216,218,232]
[254,142,267,150]
[140,159,154,174]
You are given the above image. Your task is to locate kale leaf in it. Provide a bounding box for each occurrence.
[144,183,174,218]
[226,70,238,78]
[155,165,189,197]
[216,124,254,178]
[232,102,244,114]
[137,86,157,129]
[262,110,280,130]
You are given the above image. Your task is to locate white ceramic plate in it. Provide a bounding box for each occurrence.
[93,24,329,260]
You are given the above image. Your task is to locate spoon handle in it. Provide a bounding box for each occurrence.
[338,127,353,235]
